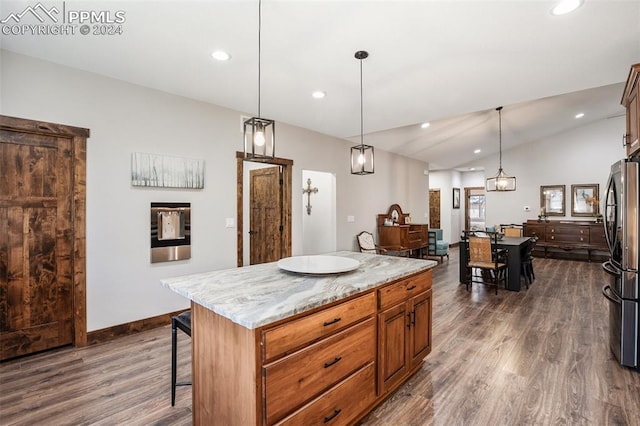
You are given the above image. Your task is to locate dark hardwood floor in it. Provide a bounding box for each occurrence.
[2,250,639,425]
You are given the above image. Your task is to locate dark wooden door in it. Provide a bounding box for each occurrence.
[249,166,282,265]
[1,129,75,359]
[429,189,440,229]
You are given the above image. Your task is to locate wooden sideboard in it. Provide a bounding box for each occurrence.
[523,220,608,261]
[622,63,640,157]
[377,204,428,254]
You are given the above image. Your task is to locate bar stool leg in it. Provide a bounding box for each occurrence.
[171,317,177,407]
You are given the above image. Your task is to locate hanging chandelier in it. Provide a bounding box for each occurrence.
[243,0,275,159]
[486,106,516,191]
[350,50,374,175]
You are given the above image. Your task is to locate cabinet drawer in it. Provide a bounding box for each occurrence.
[274,363,376,426]
[264,318,375,424]
[378,271,431,310]
[548,233,589,244]
[590,228,607,246]
[263,292,375,361]
[547,226,589,236]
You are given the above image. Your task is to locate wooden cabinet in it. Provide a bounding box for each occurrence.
[377,204,428,253]
[523,220,608,261]
[191,268,433,425]
[622,63,640,157]
[264,318,375,424]
[377,272,432,394]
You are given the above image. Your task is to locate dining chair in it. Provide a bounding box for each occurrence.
[466,233,508,294]
[356,231,388,254]
[501,224,523,237]
[520,236,537,287]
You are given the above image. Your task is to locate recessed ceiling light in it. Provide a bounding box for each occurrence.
[421,122,430,129]
[474,149,481,154]
[550,0,583,16]
[575,112,585,119]
[211,50,231,61]
[312,91,326,99]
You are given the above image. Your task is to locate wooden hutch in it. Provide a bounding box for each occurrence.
[377,204,428,255]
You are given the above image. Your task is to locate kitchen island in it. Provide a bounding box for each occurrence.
[162,251,436,425]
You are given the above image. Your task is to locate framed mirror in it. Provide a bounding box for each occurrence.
[571,184,599,217]
[540,185,565,216]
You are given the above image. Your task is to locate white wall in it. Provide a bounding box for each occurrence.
[479,117,625,228]
[430,116,624,243]
[452,118,626,234]
[1,50,428,331]
[428,170,461,244]
[302,170,336,255]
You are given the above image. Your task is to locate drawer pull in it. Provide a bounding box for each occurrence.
[406,285,417,291]
[323,356,342,368]
[323,317,342,326]
[323,409,342,423]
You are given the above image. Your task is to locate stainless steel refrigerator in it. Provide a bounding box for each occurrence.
[602,158,639,370]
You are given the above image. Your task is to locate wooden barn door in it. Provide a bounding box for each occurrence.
[0,116,88,360]
[249,166,282,265]
[429,189,441,229]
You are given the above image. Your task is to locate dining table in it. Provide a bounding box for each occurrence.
[458,236,532,292]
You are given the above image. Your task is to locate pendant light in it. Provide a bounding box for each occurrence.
[243,0,275,159]
[350,50,374,175]
[486,106,516,191]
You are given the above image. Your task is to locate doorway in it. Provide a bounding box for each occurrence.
[0,115,88,360]
[429,189,441,229]
[249,166,282,265]
[464,187,486,231]
[302,170,336,255]
[236,152,292,267]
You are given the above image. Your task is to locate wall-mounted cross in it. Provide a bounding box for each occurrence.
[302,178,318,215]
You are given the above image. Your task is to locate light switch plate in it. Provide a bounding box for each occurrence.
[225,218,235,228]
[347,215,355,223]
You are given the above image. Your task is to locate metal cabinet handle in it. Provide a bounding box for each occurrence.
[323,357,342,368]
[323,317,341,327]
[323,409,342,423]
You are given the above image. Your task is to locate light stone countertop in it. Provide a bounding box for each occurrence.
[161,251,437,329]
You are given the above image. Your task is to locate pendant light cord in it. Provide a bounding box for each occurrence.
[497,106,503,169]
[257,0,262,118]
[360,57,363,147]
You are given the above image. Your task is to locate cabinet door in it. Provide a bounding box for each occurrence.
[623,65,640,156]
[409,290,432,369]
[377,303,409,395]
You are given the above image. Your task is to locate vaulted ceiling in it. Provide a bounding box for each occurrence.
[1,0,639,170]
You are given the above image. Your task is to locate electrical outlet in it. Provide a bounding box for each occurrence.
[347,215,355,223]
